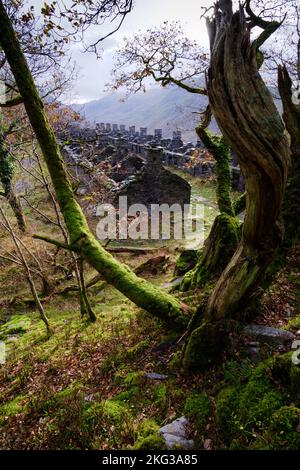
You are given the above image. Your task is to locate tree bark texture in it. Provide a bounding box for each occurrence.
[278,65,300,251]
[0,133,26,232]
[204,0,289,321]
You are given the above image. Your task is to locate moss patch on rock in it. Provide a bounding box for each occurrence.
[215,353,300,449]
[182,320,227,372]
[0,315,31,340]
[184,393,211,431]
[174,249,198,277]
[133,433,165,450]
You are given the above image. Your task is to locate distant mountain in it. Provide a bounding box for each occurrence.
[72,84,282,143]
[72,86,218,142]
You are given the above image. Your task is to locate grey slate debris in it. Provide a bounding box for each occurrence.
[144,373,169,380]
[159,416,194,450]
[244,324,295,347]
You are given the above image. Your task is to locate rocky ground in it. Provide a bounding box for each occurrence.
[0,172,299,450]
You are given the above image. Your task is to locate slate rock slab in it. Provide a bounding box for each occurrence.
[244,325,295,346]
[246,345,261,364]
[161,276,184,290]
[0,315,31,340]
[160,416,194,450]
[144,373,169,381]
[162,434,194,450]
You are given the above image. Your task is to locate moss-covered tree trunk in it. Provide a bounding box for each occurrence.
[203,1,289,321]
[277,65,300,254]
[0,134,26,232]
[180,122,240,291]
[0,0,188,329]
[182,0,289,370]
[196,125,234,216]
[180,213,240,291]
[262,66,300,287]
[78,256,97,322]
[2,185,26,232]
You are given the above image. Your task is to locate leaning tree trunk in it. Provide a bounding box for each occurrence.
[0,139,26,232]
[182,0,289,370]
[0,0,188,329]
[4,188,26,232]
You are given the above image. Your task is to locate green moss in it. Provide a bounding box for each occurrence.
[133,433,165,450]
[196,128,234,216]
[0,395,27,425]
[222,359,254,386]
[115,387,141,403]
[184,393,211,430]
[242,388,283,426]
[126,340,150,360]
[181,214,240,290]
[137,419,160,437]
[233,192,246,215]
[81,402,104,429]
[82,399,131,431]
[216,363,284,440]
[0,315,31,340]
[116,372,145,403]
[182,320,226,372]
[216,353,300,448]
[216,386,240,438]
[103,400,127,424]
[271,353,300,401]
[284,315,300,332]
[238,362,285,424]
[251,406,300,450]
[153,384,168,411]
[124,371,144,387]
[174,249,198,276]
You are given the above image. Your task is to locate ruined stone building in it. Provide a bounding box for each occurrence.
[112,146,191,209]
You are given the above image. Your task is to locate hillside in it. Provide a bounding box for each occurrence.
[72,85,283,144]
[1,162,299,450]
[72,86,218,141]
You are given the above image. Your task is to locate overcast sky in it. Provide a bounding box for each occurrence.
[32,0,212,103]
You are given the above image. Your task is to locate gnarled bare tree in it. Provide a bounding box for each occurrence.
[182,0,290,370]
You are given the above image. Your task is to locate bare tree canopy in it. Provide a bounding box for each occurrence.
[109,21,208,95]
[39,0,134,54]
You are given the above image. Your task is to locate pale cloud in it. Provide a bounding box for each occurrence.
[30,0,214,102]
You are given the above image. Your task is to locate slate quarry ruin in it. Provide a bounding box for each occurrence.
[112,146,191,209]
[63,121,244,193]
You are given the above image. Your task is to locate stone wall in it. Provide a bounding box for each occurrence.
[112,147,191,209]
[62,122,245,191]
